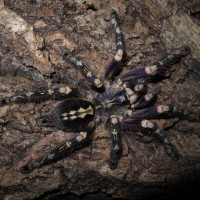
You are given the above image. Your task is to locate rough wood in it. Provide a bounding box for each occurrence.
[0,0,200,199]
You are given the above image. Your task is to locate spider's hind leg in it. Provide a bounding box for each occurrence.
[123,104,200,161]
[122,118,179,161]
[20,121,96,174]
[141,120,179,161]
[105,9,125,80]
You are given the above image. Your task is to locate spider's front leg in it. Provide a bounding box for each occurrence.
[107,115,122,170]
[20,121,96,174]
[121,118,179,161]
[0,86,77,107]
[61,51,103,89]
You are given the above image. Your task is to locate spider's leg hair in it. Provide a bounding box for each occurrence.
[121,68,150,82]
[153,45,191,69]
[121,118,144,131]
[105,9,125,80]
[132,84,161,109]
[61,50,103,89]
[20,121,96,174]
[165,106,200,122]
[121,46,191,82]
[127,104,200,122]
[107,115,122,170]
[140,120,179,161]
[0,86,77,107]
[122,118,179,161]
[125,105,171,119]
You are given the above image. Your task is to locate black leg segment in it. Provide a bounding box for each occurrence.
[121,46,191,82]
[108,115,122,170]
[61,50,103,89]
[105,9,125,80]
[141,120,179,161]
[20,121,96,174]
[0,86,77,107]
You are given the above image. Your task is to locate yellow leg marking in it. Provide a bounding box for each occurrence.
[5,98,11,103]
[59,141,72,152]
[59,87,72,94]
[76,132,87,142]
[47,89,53,95]
[112,129,118,140]
[86,71,92,78]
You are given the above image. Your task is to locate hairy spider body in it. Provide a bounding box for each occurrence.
[0,10,199,174]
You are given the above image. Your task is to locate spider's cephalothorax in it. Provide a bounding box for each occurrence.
[0,10,199,174]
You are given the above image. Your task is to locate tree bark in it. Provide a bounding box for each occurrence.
[0,0,200,199]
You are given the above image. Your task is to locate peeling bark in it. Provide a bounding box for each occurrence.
[0,0,200,199]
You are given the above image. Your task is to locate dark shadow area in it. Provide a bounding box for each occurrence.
[35,178,200,200]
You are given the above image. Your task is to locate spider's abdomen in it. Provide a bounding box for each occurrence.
[52,99,95,132]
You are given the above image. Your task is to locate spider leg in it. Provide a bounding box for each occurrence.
[61,50,103,89]
[113,79,146,106]
[20,121,96,174]
[110,47,190,107]
[141,120,179,161]
[105,9,125,80]
[132,84,161,109]
[121,46,190,82]
[125,105,200,122]
[107,115,122,170]
[121,118,179,161]
[0,86,77,107]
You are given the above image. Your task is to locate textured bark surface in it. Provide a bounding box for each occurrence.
[0,0,200,199]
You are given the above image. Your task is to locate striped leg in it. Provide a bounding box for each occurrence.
[121,46,190,82]
[121,118,179,161]
[132,84,161,109]
[61,50,103,89]
[0,86,77,107]
[20,121,96,174]
[105,9,125,80]
[108,115,122,170]
[141,120,179,161]
[125,105,200,122]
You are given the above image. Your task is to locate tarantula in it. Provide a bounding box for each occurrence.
[0,10,199,174]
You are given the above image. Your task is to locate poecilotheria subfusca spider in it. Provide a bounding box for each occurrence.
[0,9,199,174]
